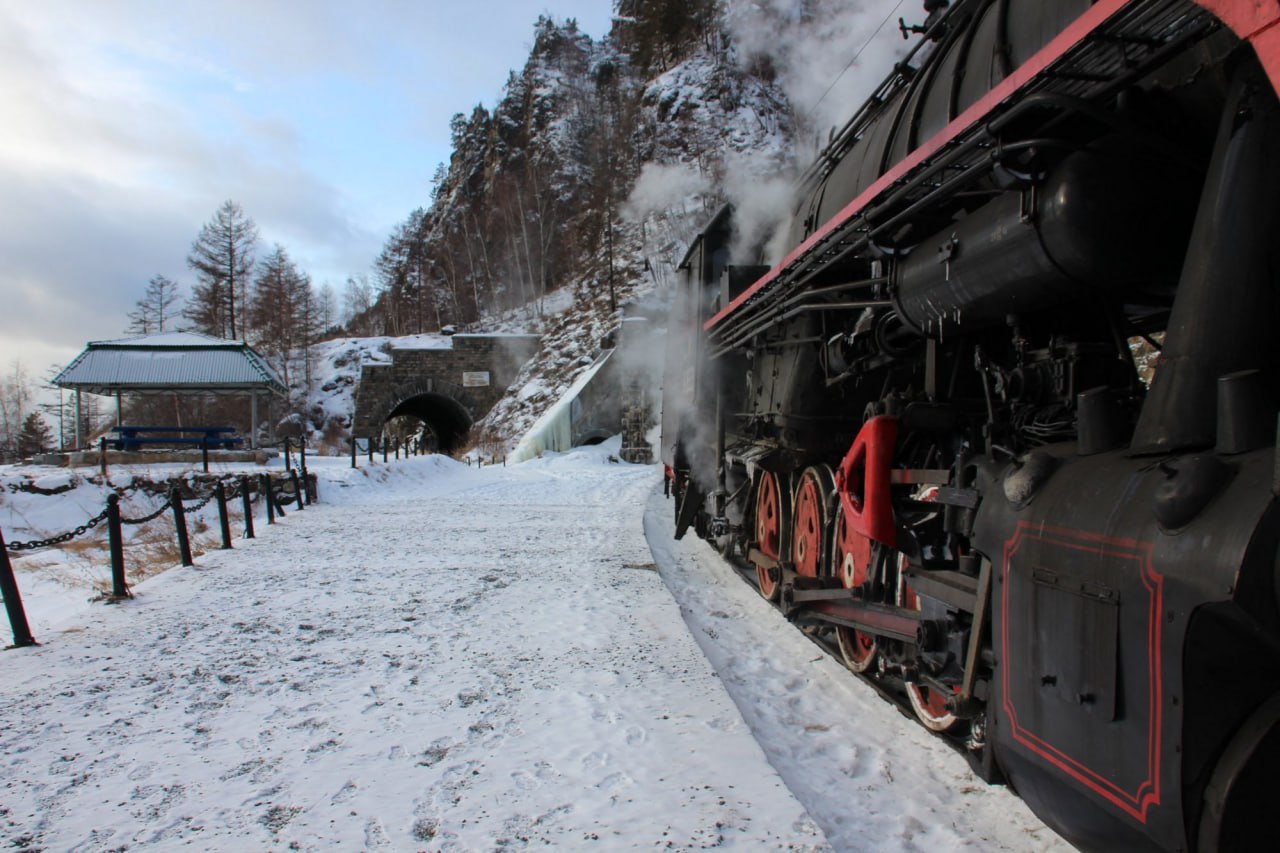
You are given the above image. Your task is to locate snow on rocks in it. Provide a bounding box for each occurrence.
[0,444,825,850]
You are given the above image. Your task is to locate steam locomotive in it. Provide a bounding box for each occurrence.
[660,1,1280,850]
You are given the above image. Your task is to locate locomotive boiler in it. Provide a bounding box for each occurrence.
[660,1,1280,851]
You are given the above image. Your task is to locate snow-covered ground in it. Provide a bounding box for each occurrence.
[1,443,1068,850]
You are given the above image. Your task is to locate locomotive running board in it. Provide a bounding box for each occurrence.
[798,596,921,645]
[900,568,979,612]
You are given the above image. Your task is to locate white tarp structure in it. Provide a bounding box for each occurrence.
[508,349,614,463]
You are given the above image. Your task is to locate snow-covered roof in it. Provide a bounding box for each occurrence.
[53,331,286,396]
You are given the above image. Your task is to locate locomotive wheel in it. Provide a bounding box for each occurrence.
[901,581,962,732]
[791,465,835,578]
[899,485,962,732]
[753,470,787,601]
[833,506,878,673]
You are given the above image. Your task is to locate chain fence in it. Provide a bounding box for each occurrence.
[3,505,112,552]
[4,468,317,648]
[120,497,174,526]
[4,475,273,551]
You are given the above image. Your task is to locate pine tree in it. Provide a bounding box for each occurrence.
[126,274,182,335]
[16,412,54,457]
[186,200,259,339]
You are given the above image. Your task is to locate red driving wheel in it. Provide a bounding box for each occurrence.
[791,466,834,578]
[833,506,878,672]
[754,470,786,601]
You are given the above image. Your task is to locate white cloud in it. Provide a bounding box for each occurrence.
[0,0,616,378]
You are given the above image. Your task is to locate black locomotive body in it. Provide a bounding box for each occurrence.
[660,1,1280,851]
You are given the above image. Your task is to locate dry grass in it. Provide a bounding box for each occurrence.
[316,418,350,456]
[468,426,508,462]
[10,498,247,603]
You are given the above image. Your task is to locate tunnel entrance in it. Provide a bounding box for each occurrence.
[385,393,473,454]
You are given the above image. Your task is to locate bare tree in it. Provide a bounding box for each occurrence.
[316,281,338,333]
[342,275,375,334]
[0,360,33,462]
[186,200,259,339]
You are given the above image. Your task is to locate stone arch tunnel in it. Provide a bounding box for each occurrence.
[384,387,475,454]
[352,334,541,452]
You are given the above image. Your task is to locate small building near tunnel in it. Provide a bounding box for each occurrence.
[351,333,541,453]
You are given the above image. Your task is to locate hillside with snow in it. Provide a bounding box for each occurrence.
[295,0,831,455]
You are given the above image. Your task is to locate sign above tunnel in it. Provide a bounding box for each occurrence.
[462,371,491,387]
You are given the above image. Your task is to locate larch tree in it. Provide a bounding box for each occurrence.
[249,244,310,390]
[126,274,182,335]
[185,200,259,340]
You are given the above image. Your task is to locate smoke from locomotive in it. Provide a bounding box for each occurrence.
[660,2,1280,851]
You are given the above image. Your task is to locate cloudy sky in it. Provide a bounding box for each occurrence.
[0,0,616,384]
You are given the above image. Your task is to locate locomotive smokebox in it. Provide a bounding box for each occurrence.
[893,140,1194,336]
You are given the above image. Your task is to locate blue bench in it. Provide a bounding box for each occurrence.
[109,426,243,452]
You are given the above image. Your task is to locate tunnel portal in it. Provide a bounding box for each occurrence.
[352,333,541,454]
[386,392,473,454]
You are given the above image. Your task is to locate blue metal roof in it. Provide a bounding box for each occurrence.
[54,332,287,395]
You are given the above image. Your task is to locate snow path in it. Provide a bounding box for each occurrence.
[1,448,824,850]
[644,489,1074,853]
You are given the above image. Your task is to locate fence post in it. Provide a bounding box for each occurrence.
[170,486,193,567]
[290,470,304,511]
[367,436,374,464]
[300,444,312,504]
[215,481,232,549]
[0,529,37,648]
[201,437,210,473]
[107,493,129,599]
[240,475,255,539]
[285,437,293,472]
[350,436,357,469]
[100,436,108,477]
[382,437,388,464]
[260,474,276,524]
